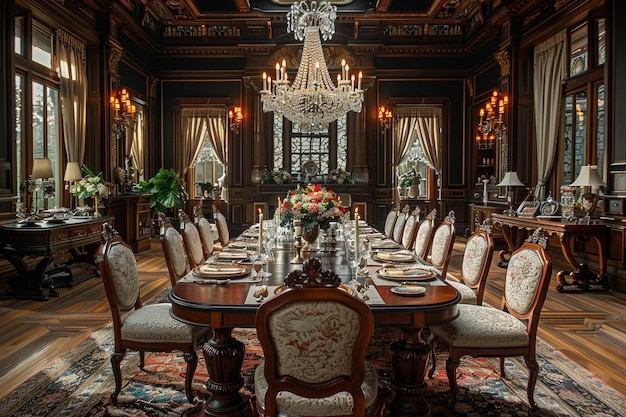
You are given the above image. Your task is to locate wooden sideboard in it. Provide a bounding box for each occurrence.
[0,216,113,300]
[107,194,152,252]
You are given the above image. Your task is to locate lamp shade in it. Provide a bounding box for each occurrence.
[64,162,83,181]
[497,171,525,187]
[570,165,606,187]
[32,158,53,179]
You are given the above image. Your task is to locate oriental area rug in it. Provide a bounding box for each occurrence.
[1,322,625,417]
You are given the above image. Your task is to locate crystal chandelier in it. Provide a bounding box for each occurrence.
[260,1,364,132]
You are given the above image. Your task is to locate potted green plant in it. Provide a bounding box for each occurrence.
[149,168,189,216]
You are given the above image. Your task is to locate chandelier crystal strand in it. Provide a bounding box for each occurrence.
[261,1,363,132]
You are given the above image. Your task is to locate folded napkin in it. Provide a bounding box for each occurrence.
[199,265,243,274]
[382,268,430,277]
[372,240,400,249]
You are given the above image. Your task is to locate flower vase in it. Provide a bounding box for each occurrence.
[301,224,320,252]
[94,197,100,217]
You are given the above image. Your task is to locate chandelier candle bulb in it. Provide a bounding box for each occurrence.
[358,71,362,90]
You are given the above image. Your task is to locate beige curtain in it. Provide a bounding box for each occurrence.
[205,109,228,201]
[130,111,144,181]
[57,29,87,165]
[533,29,567,200]
[395,107,442,196]
[179,108,209,175]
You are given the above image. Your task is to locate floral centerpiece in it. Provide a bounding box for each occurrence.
[281,184,347,234]
[329,167,354,184]
[72,165,109,216]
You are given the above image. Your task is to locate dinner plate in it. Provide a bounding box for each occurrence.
[373,252,416,263]
[193,264,250,279]
[228,241,258,249]
[376,267,436,281]
[216,251,249,260]
[371,240,401,249]
[391,285,427,296]
[241,231,259,238]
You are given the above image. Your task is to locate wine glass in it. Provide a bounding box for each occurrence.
[248,251,260,280]
[357,238,371,277]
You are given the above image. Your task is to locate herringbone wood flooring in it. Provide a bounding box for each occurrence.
[0,237,625,402]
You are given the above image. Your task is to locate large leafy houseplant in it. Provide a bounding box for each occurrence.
[149,168,188,215]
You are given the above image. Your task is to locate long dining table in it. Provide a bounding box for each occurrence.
[169,226,460,417]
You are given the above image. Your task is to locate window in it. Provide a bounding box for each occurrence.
[561,18,606,188]
[271,115,347,180]
[194,141,224,198]
[14,18,61,211]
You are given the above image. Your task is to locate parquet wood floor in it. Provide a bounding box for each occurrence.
[0,237,625,402]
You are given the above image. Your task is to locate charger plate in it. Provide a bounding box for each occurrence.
[216,251,249,260]
[193,264,250,279]
[372,252,416,263]
[391,284,427,296]
[274,284,356,297]
[376,267,436,281]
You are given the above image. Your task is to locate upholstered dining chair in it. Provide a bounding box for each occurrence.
[413,208,436,260]
[97,223,208,403]
[254,258,380,417]
[383,207,398,238]
[392,204,410,243]
[160,221,190,286]
[214,211,231,250]
[197,216,215,260]
[429,229,552,410]
[425,211,456,279]
[179,212,206,269]
[444,227,494,305]
[400,208,419,250]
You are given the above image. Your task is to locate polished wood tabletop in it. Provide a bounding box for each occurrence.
[170,234,460,417]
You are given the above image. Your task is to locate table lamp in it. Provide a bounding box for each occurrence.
[497,171,525,216]
[64,162,83,209]
[570,165,606,220]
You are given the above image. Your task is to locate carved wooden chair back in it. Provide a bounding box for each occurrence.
[197,217,215,259]
[215,211,230,247]
[401,209,419,249]
[392,204,410,243]
[413,208,436,260]
[160,222,189,286]
[428,211,456,278]
[383,208,398,238]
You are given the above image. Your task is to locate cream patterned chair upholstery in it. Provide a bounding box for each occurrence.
[392,204,410,243]
[197,217,215,259]
[254,258,380,417]
[401,209,419,250]
[215,211,231,250]
[179,212,206,269]
[383,208,398,238]
[161,222,190,286]
[413,208,436,260]
[429,229,552,410]
[97,223,208,403]
[427,211,456,279]
[445,228,494,305]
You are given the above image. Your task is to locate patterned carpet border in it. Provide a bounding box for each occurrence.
[1,292,625,417]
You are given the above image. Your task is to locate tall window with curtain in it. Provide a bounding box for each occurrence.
[14,17,61,210]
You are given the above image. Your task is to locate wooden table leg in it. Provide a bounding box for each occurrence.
[556,232,609,292]
[186,328,251,417]
[384,328,432,417]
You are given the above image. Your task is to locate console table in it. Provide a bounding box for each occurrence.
[0,216,112,300]
[491,214,609,292]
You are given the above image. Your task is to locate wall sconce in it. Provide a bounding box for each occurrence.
[110,87,137,140]
[378,105,392,133]
[477,89,509,147]
[229,106,242,133]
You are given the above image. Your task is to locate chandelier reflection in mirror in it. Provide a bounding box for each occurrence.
[110,87,137,139]
[260,1,364,132]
